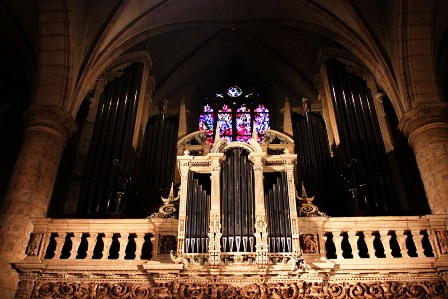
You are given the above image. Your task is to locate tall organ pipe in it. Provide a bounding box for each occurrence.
[185,173,210,253]
[221,148,255,252]
[325,58,396,214]
[78,62,144,215]
[293,112,332,214]
[264,173,292,253]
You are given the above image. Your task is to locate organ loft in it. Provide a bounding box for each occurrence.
[1,1,448,298]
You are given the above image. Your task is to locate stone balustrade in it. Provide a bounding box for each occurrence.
[20,215,448,270]
[23,218,178,263]
[14,215,448,298]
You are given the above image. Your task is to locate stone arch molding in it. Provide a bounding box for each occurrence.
[71,51,153,118]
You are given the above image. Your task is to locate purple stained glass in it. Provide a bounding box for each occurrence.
[203,104,213,112]
[227,86,242,97]
[219,104,232,112]
[221,136,232,143]
[254,104,270,134]
[236,135,250,143]
[236,104,251,136]
[218,113,232,136]
[199,104,214,137]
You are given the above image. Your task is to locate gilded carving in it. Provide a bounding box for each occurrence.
[158,235,177,255]
[435,230,448,254]
[25,233,43,256]
[300,234,319,254]
[26,280,448,299]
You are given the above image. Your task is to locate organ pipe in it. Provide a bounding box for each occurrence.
[293,112,332,213]
[185,173,210,253]
[221,148,255,252]
[264,173,292,253]
[325,58,396,214]
[78,62,144,216]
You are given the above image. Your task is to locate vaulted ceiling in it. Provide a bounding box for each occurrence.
[1,0,448,117]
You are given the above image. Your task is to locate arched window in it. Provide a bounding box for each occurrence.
[198,86,270,144]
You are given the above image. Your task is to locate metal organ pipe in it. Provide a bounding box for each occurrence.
[325,58,396,214]
[220,148,255,253]
[78,62,144,215]
[185,173,210,254]
[264,173,292,253]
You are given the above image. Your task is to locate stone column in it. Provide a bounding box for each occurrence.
[399,103,448,214]
[0,106,76,298]
[208,153,224,266]
[248,153,268,267]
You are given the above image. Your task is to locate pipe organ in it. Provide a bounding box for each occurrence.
[175,130,301,267]
[78,62,144,215]
[220,148,255,253]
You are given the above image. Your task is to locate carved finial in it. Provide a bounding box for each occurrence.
[162,182,176,204]
[161,99,169,117]
[301,181,311,201]
[302,98,310,114]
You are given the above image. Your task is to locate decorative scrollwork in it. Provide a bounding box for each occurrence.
[148,183,180,219]
[27,280,448,299]
[300,234,319,254]
[26,233,43,256]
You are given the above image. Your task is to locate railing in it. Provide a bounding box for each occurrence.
[21,215,448,271]
[24,218,178,264]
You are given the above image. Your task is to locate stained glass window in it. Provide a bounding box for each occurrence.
[218,104,232,137]
[227,86,242,97]
[236,104,251,141]
[198,86,270,144]
[254,104,270,134]
[199,104,214,144]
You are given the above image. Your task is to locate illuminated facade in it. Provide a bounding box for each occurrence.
[1,1,448,298]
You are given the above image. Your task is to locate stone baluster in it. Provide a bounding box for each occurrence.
[347,232,360,259]
[68,233,82,259]
[363,231,377,258]
[321,234,328,258]
[396,232,410,258]
[39,232,52,259]
[134,233,145,260]
[86,233,98,258]
[54,234,66,259]
[102,233,114,260]
[118,233,129,260]
[379,231,393,258]
[151,234,158,259]
[332,232,343,259]
[411,230,425,257]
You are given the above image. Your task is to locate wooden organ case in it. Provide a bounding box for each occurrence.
[173,129,302,275]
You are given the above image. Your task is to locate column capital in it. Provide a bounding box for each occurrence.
[398,103,448,140]
[22,105,77,142]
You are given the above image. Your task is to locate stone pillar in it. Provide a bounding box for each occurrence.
[208,153,224,265]
[248,153,268,267]
[0,106,76,298]
[399,103,448,214]
[176,154,193,255]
